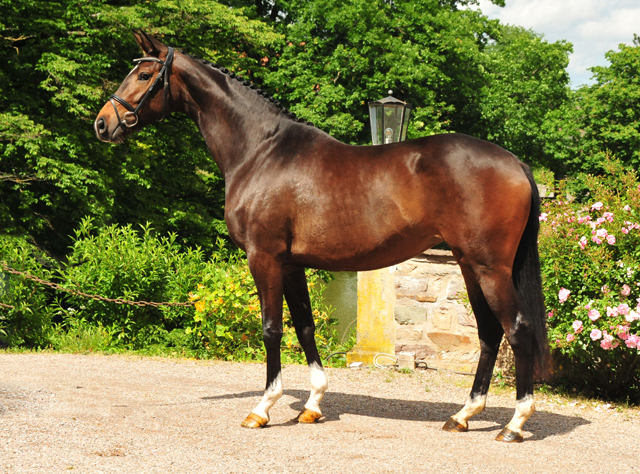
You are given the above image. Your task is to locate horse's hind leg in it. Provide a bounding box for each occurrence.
[476,266,535,442]
[283,267,328,423]
[443,265,504,433]
[241,251,285,428]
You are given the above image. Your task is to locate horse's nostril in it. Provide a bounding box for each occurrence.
[96,117,106,131]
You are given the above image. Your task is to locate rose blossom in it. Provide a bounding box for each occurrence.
[590,328,602,340]
[623,205,631,211]
[617,325,629,340]
[572,320,583,333]
[588,309,601,321]
[600,332,614,350]
[621,284,631,296]
[579,236,587,249]
[617,303,630,315]
[607,234,616,245]
[596,228,608,238]
[591,236,602,244]
[578,216,591,224]
[602,285,610,294]
[566,334,575,342]
[622,227,629,234]
[558,288,571,304]
[607,306,619,317]
[539,213,548,222]
[626,311,640,323]
[603,212,614,222]
[626,335,639,349]
[596,217,606,225]
[592,202,604,211]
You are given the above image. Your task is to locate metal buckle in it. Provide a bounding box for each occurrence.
[122,111,139,127]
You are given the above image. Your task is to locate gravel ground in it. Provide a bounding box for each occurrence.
[1,353,639,474]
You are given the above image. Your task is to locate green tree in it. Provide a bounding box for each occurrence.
[472,25,572,167]
[0,0,280,256]
[542,36,640,174]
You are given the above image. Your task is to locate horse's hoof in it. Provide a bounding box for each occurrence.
[442,417,468,432]
[495,427,524,443]
[240,413,268,429]
[296,409,322,423]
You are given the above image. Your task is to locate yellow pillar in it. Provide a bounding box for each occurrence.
[346,267,396,367]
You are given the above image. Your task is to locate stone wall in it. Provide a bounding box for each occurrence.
[394,250,481,373]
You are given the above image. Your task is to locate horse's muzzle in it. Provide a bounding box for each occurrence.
[94,115,124,143]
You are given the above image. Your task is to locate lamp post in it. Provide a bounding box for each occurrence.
[346,91,413,368]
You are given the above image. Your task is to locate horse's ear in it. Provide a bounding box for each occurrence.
[132,30,165,57]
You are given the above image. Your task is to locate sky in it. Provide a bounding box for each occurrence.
[475,0,640,88]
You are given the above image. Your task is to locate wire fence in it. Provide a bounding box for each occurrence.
[0,261,194,309]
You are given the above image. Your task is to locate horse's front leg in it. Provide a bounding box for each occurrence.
[241,252,285,428]
[284,267,328,423]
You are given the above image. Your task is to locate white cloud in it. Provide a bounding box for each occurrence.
[475,0,640,87]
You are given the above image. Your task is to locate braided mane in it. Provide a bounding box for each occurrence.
[184,53,315,128]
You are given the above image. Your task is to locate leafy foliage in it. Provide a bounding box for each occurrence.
[0,235,55,347]
[542,38,640,174]
[539,159,640,402]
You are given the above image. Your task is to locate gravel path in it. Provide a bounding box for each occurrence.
[1,353,639,473]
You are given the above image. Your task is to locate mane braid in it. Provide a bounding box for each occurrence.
[183,52,315,128]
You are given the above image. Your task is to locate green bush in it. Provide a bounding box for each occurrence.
[0,235,55,347]
[190,244,340,363]
[540,158,640,402]
[57,218,206,349]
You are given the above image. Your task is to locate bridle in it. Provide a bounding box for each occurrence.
[109,46,174,131]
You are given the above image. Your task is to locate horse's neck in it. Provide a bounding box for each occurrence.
[177,60,291,178]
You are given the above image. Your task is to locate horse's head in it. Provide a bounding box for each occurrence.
[95,31,175,143]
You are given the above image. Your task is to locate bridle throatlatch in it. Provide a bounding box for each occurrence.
[109,46,175,131]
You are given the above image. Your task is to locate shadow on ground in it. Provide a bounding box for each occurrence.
[203,390,589,440]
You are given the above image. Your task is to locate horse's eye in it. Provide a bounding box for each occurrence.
[138,72,151,81]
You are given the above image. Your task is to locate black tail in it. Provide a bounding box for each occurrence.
[512,163,551,382]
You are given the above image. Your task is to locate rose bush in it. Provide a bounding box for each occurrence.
[540,159,640,402]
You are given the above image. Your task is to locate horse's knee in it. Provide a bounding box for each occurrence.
[263,325,283,350]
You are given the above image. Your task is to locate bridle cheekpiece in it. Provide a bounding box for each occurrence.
[109,46,175,130]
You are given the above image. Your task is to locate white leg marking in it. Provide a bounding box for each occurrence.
[304,362,328,414]
[505,394,535,434]
[252,373,283,422]
[451,394,487,428]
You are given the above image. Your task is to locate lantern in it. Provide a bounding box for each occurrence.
[368,90,413,145]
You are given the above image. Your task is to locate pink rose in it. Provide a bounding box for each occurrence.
[622,227,629,234]
[607,306,619,317]
[618,303,630,315]
[626,335,639,349]
[578,216,591,224]
[603,212,614,222]
[579,236,587,249]
[625,311,640,323]
[607,234,616,245]
[558,288,571,304]
[566,334,575,342]
[617,325,629,340]
[592,202,604,211]
[572,320,583,333]
[621,284,631,296]
[623,205,631,212]
[539,213,548,222]
[596,228,608,238]
[591,236,602,244]
[602,285,610,294]
[601,339,613,350]
[588,309,601,321]
[590,328,602,341]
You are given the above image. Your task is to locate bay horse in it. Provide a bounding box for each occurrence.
[95,31,550,442]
